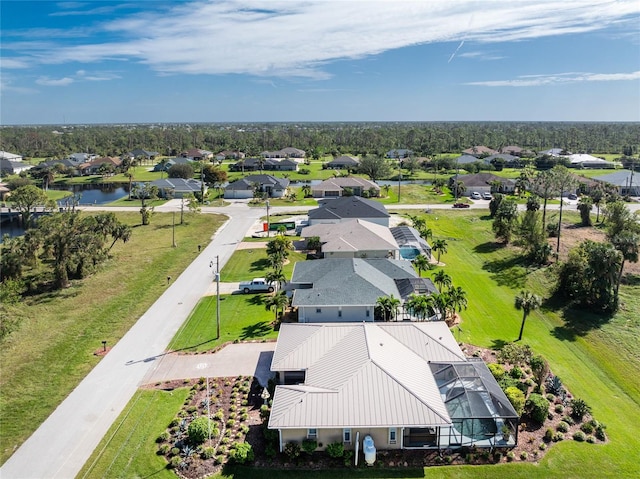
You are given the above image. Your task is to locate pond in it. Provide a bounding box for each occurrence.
[51,183,130,205]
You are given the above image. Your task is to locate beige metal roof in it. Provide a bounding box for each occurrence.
[302,219,398,253]
[269,323,464,429]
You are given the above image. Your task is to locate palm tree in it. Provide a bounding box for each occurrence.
[387,295,401,321]
[265,269,287,290]
[265,291,289,323]
[432,239,448,264]
[376,296,391,321]
[432,269,452,292]
[515,290,542,341]
[418,226,433,243]
[447,286,468,322]
[125,172,134,200]
[301,185,312,198]
[413,254,430,277]
[406,294,429,321]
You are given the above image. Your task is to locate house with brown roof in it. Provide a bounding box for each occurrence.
[262,147,306,159]
[78,157,123,176]
[453,172,516,196]
[181,149,213,161]
[326,155,360,169]
[462,146,498,157]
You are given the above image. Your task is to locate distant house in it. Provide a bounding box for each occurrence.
[153,157,194,172]
[0,151,23,162]
[66,153,98,165]
[462,146,497,157]
[262,147,306,159]
[386,149,413,159]
[0,159,33,176]
[181,149,213,161]
[326,155,360,169]
[78,157,123,176]
[567,154,615,169]
[224,174,289,199]
[391,225,432,261]
[301,219,399,259]
[484,154,520,167]
[149,178,206,198]
[593,171,640,196]
[215,150,245,161]
[268,322,519,452]
[312,177,380,198]
[455,172,516,196]
[229,158,298,172]
[129,148,159,159]
[454,155,484,166]
[308,196,390,227]
[539,148,570,157]
[289,258,437,323]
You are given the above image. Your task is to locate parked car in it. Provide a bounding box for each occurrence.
[567,193,578,200]
[470,192,481,200]
[453,202,471,208]
[239,278,275,293]
[482,192,492,200]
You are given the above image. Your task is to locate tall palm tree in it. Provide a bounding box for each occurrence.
[432,239,448,264]
[265,291,289,323]
[418,226,433,243]
[265,269,287,290]
[432,269,452,292]
[413,254,430,277]
[447,286,468,321]
[387,295,401,321]
[301,185,312,198]
[406,294,429,321]
[515,290,542,341]
[376,296,391,321]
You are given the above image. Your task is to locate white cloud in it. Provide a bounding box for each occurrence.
[36,76,75,86]
[1,57,30,69]
[457,51,505,61]
[466,70,640,87]
[7,0,640,79]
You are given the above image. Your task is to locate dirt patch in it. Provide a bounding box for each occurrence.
[236,242,267,250]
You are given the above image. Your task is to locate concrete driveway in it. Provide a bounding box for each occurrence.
[142,342,276,386]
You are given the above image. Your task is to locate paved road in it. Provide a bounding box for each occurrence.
[1,205,262,479]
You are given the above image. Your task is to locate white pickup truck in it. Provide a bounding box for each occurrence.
[239,278,275,294]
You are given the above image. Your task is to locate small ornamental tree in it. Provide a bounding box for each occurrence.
[525,393,549,424]
[187,416,217,445]
[505,386,526,415]
[230,442,254,464]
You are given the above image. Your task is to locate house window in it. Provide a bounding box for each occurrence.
[366,309,370,317]
[316,308,322,314]
[338,309,342,318]
[343,428,351,444]
[388,428,397,444]
[307,428,318,439]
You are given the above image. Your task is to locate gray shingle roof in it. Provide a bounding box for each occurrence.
[308,196,389,221]
[225,174,289,190]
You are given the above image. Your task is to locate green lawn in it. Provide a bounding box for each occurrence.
[0,212,225,465]
[78,387,190,479]
[168,294,278,353]
[220,249,305,282]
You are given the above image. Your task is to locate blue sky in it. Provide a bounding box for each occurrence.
[1,0,639,125]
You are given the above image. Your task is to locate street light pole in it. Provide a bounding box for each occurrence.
[266,200,270,238]
[172,211,177,247]
[215,255,220,339]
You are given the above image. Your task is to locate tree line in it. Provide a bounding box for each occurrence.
[1,122,638,159]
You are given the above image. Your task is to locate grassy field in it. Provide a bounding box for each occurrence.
[168,294,278,353]
[78,388,190,479]
[220,249,306,282]
[0,211,225,465]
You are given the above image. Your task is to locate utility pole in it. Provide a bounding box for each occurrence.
[266,200,270,238]
[398,158,402,203]
[216,255,220,339]
[172,211,177,247]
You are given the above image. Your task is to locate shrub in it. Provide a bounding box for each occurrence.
[302,438,318,454]
[586,435,596,444]
[553,432,564,442]
[326,441,344,458]
[504,387,526,415]
[265,442,278,458]
[546,393,555,402]
[498,343,532,366]
[554,404,564,414]
[488,363,506,379]
[520,451,528,460]
[170,447,180,456]
[506,451,515,462]
[284,442,301,460]
[562,415,575,426]
[230,443,254,464]
[156,431,170,443]
[570,398,592,421]
[229,405,237,412]
[525,393,549,424]
[539,442,547,451]
[188,416,217,445]
[260,405,271,422]
[444,455,453,464]
[215,455,226,464]
[544,427,554,442]
[226,419,236,428]
[510,366,524,379]
[201,446,215,459]
[546,375,564,396]
[581,422,594,434]
[158,443,171,455]
[169,456,182,469]
[557,421,570,433]
[595,424,607,441]
[169,418,180,428]
[573,431,586,442]
[343,450,354,466]
[493,451,503,463]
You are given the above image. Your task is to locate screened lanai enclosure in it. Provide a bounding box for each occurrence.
[404,359,519,449]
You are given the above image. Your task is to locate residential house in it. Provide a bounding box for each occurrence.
[181,149,214,161]
[462,146,497,157]
[229,158,298,172]
[153,157,194,172]
[215,150,245,161]
[453,155,484,166]
[0,151,23,161]
[78,157,123,176]
[386,149,413,159]
[149,178,206,198]
[129,148,159,159]
[326,156,360,169]
[301,219,399,259]
[0,159,33,176]
[454,173,516,196]
[289,258,436,323]
[311,177,380,198]
[268,322,519,452]
[567,154,615,169]
[539,148,570,157]
[391,225,432,261]
[593,171,640,196]
[66,153,98,165]
[307,196,390,227]
[224,174,289,199]
[484,154,519,167]
[262,147,306,159]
